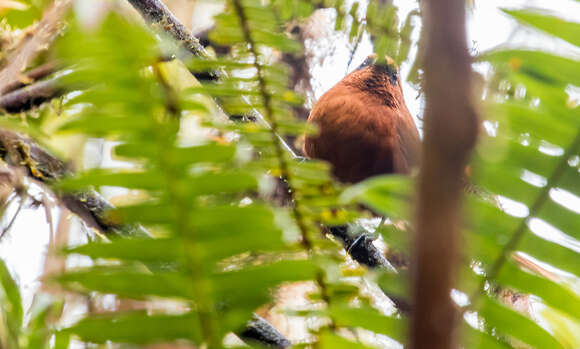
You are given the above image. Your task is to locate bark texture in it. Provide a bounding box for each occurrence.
[0,76,66,113]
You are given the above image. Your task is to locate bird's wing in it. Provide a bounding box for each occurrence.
[393,109,421,174]
[305,89,405,182]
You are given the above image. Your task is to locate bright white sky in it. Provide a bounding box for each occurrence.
[0,0,579,326]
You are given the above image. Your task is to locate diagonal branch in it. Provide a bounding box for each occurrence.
[0,76,66,113]
[241,314,291,348]
[130,0,414,316]
[0,1,293,346]
[0,126,290,347]
[127,0,299,159]
[0,129,148,238]
[2,62,61,94]
[127,0,209,59]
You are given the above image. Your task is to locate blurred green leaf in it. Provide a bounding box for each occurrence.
[519,233,580,277]
[0,259,22,348]
[318,331,373,349]
[503,9,580,48]
[24,296,62,349]
[64,312,201,345]
[541,307,580,349]
[461,324,512,349]
[330,304,405,343]
[114,143,237,166]
[2,0,43,28]
[479,296,565,349]
[65,238,184,263]
[57,170,164,191]
[340,175,411,218]
[496,261,580,321]
[481,50,580,88]
[58,268,193,299]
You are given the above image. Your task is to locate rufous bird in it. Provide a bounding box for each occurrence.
[303,54,421,275]
[304,54,421,182]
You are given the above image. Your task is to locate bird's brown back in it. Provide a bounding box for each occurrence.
[304,59,421,183]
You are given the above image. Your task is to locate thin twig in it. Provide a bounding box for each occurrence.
[345,23,366,74]
[0,192,17,222]
[0,191,27,242]
[42,191,56,242]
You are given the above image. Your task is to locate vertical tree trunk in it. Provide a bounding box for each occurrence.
[410,0,479,348]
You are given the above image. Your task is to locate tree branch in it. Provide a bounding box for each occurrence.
[0,2,305,345]
[127,0,208,59]
[131,0,415,318]
[0,0,397,301]
[126,0,299,159]
[329,225,412,313]
[0,129,148,238]
[240,314,291,348]
[410,0,479,348]
[0,126,290,346]
[2,62,61,94]
[0,76,66,113]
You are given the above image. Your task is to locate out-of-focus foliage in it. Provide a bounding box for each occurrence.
[275,0,418,65]
[0,0,49,28]
[32,1,403,347]
[0,0,578,348]
[347,3,580,349]
[51,12,320,346]
[0,259,65,349]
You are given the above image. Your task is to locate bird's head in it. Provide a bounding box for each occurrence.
[343,54,403,108]
[354,54,400,86]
